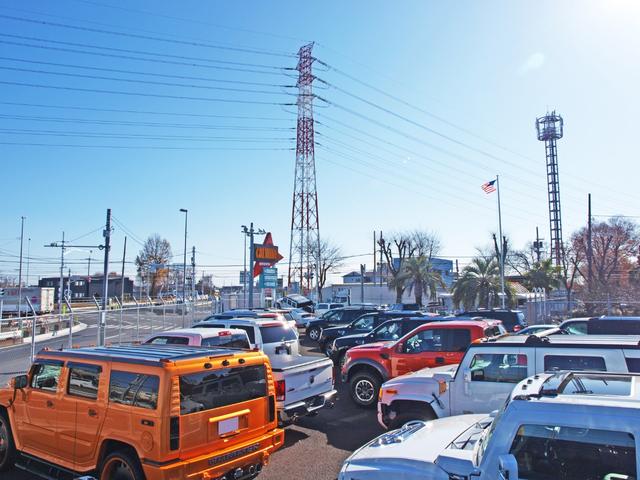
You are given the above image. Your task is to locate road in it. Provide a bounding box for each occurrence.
[2,320,384,480]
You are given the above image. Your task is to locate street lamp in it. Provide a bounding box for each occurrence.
[179,209,188,327]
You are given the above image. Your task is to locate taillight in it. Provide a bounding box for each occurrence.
[513,325,522,332]
[275,380,286,401]
[169,416,179,451]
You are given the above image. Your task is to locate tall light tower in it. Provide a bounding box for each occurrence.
[536,111,564,266]
[288,43,320,295]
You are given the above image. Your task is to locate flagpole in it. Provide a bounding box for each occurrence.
[496,175,506,309]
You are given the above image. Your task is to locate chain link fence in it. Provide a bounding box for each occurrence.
[0,299,216,385]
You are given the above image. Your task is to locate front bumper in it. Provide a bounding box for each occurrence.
[278,389,338,425]
[377,401,393,429]
[141,429,284,480]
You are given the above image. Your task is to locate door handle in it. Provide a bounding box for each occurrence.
[46,400,54,408]
[88,409,98,417]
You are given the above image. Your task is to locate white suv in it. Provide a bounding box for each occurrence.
[341,371,640,480]
[378,334,640,429]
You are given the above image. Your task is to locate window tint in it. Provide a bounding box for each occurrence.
[403,328,471,354]
[193,322,225,329]
[544,355,606,372]
[68,364,101,399]
[352,314,376,330]
[229,325,255,343]
[469,353,528,383]
[30,363,62,392]
[259,325,297,344]
[330,304,342,309]
[109,371,159,410]
[373,321,402,340]
[626,357,640,373]
[145,336,190,345]
[509,425,636,480]
[564,322,588,335]
[317,304,328,310]
[180,365,267,415]
[201,334,250,349]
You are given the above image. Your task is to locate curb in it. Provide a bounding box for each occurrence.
[0,323,88,350]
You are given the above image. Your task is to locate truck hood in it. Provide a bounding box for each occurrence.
[383,364,458,386]
[341,415,485,478]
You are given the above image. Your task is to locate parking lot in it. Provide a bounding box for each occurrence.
[3,331,385,480]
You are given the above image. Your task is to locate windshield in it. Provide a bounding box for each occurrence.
[475,396,510,465]
[373,320,402,340]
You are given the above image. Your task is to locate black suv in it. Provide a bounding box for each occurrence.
[459,309,527,332]
[317,310,424,356]
[305,306,378,342]
[328,316,439,365]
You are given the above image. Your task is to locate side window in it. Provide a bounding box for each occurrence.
[353,315,375,330]
[544,355,606,372]
[444,329,471,352]
[403,329,444,354]
[509,425,636,480]
[68,364,102,399]
[626,357,640,373]
[374,321,401,340]
[109,371,159,410]
[230,325,256,344]
[194,323,225,329]
[146,336,189,345]
[469,353,528,383]
[30,363,62,392]
[565,322,588,335]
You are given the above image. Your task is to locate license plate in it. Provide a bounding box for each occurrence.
[218,416,239,435]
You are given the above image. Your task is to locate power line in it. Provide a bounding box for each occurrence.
[0,80,295,106]
[0,14,296,58]
[0,39,288,77]
[0,102,291,122]
[0,56,295,88]
[0,141,294,151]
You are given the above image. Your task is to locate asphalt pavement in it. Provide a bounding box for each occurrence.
[2,323,384,480]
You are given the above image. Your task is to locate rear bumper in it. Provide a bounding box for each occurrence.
[141,429,284,480]
[278,389,337,425]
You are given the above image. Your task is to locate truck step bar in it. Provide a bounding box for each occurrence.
[15,453,96,480]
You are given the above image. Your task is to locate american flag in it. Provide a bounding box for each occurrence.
[481,179,497,194]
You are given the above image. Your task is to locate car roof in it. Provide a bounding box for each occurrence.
[147,328,245,339]
[512,371,640,410]
[196,317,286,327]
[421,319,491,329]
[480,334,640,348]
[38,344,242,366]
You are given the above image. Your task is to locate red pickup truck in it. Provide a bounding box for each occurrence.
[341,319,504,407]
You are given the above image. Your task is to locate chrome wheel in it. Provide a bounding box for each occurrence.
[354,379,375,403]
[308,327,321,341]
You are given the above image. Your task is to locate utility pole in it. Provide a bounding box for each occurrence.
[360,264,365,303]
[87,250,92,276]
[587,193,593,294]
[191,246,196,298]
[179,209,188,325]
[17,216,25,320]
[26,237,31,288]
[245,223,265,308]
[120,237,127,302]
[242,225,248,307]
[379,230,383,287]
[496,175,506,309]
[373,231,376,284]
[58,233,65,317]
[534,226,542,263]
[99,208,112,346]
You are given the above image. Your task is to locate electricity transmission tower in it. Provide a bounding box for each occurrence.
[288,43,320,295]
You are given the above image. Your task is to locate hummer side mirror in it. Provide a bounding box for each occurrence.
[12,374,28,390]
[498,454,519,480]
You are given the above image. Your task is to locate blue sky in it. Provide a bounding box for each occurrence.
[1,0,639,285]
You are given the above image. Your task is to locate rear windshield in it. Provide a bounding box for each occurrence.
[201,334,250,349]
[179,365,267,415]
[259,325,297,344]
[145,336,189,345]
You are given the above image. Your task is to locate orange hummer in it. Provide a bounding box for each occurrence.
[0,344,283,480]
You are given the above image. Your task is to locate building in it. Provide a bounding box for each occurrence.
[343,258,455,288]
[39,274,134,302]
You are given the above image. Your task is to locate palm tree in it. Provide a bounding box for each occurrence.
[397,256,445,307]
[452,256,507,309]
[523,259,561,293]
[387,274,406,304]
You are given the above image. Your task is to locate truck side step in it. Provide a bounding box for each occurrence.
[15,453,94,480]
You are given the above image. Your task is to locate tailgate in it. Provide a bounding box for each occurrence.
[273,356,334,406]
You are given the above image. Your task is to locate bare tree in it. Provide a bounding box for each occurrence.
[408,230,441,260]
[135,234,172,297]
[313,239,343,301]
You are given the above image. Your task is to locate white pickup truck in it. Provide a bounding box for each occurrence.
[193,317,337,425]
[341,371,640,480]
[377,334,640,429]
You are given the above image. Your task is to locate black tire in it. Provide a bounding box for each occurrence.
[0,412,17,472]
[388,408,436,430]
[350,372,381,408]
[307,326,322,342]
[100,450,145,480]
[322,342,333,357]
